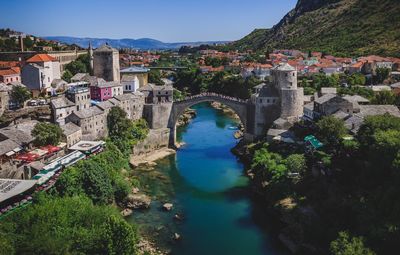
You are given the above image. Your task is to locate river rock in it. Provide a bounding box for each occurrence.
[173,233,181,240]
[146,161,157,167]
[162,203,173,211]
[234,130,243,139]
[132,187,140,194]
[126,193,151,209]
[121,208,133,217]
[174,213,183,221]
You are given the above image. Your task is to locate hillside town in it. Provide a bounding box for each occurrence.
[1,37,400,212]
[1,26,400,255]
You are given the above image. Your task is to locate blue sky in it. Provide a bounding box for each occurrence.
[0,0,297,42]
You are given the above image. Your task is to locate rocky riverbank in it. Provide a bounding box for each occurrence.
[177,108,196,127]
[210,101,240,120]
[130,148,176,168]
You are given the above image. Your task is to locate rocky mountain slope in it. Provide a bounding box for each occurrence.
[231,0,400,57]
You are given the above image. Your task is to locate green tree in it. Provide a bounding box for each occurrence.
[357,114,400,148]
[374,68,391,84]
[10,85,31,108]
[31,122,63,146]
[62,69,73,83]
[148,70,165,85]
[285,154,307,174]
[107,107,131,138]
[0,195,139,254]
[316,116,347,148]
[23,37,34,50]
[372,91,396,105]
[100,215,138,255]
[81,160,114,204]
[330,232,375,255]
[64,54,91,75]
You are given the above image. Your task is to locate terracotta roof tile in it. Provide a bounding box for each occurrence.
[26,54,57,63]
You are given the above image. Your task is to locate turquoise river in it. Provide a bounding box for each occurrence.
[128,103,288,255]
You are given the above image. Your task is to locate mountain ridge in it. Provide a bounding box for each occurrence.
[231,0,400,57]
[45,36,228,50]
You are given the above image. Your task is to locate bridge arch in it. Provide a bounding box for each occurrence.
[168,94,250,146]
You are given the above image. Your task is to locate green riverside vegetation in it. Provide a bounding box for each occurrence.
[0,106,149,255]
[246,114,400,254]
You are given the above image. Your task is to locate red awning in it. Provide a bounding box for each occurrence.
[16,153,40,162]
[40,145,61,154]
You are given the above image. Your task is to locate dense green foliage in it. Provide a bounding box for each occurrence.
[55,142,131,204]
[10,85,31,108]
[62,54,91,82]
[230,0,400,57]
[148,70,165,85]
[248,114,400,254]
[31,122,63,146]
[0,111,149,253]
[316,116,347,148]
[174,68,260,99]
[330,232,375,255]
[107,107,149,155]
[0,195,138,255]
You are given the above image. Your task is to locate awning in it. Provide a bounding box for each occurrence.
[5,151,15,157]
[13,147,22,153]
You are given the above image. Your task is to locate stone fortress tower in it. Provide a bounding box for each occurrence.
[270,63,304,119]
[93,44,120,82]
[251,63,304,136]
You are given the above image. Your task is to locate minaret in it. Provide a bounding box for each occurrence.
[88,41,94,75]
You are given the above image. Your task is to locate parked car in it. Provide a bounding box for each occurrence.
[27,100,38,106]
[38,99,47,105]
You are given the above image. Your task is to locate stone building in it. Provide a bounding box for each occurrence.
[66,82,91,111]
[113,93,145,121]
[250,63,304,135]
[313,94,355,120]
[139,83,173,104]
[93,44,120,82]
[66,106,107,140]
[21,54,61,97]
[90,81,123,101]
[120,66,149,92]
[51,96,76,125]
[0,83,10,116]
[139,84,173,129]
[270,63,304,119]
[61,122,82,148]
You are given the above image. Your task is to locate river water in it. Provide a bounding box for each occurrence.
[129,103,287,255]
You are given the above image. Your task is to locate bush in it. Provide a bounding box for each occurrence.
[31,122,63,146]
[0,195,138,254]
[330,231,375,255]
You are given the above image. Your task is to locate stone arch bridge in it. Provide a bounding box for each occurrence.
[167,93,255,145]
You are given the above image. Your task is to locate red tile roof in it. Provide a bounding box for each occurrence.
[0,68,20,76]
[0,61,20,69]
[26,54,57,63]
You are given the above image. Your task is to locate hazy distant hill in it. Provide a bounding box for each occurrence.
[44,36,228,50]
[231,0,400,57]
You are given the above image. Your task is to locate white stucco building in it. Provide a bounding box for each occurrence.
[21,54,61,97]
